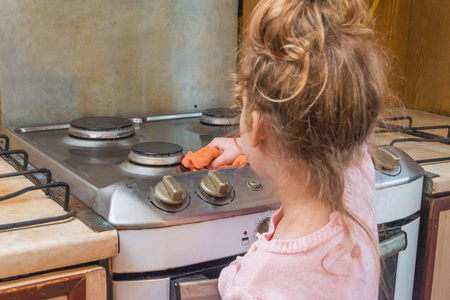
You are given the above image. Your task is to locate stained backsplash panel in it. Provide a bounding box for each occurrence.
[0,0,237,127]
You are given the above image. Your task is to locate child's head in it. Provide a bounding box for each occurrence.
[238,0,386,206]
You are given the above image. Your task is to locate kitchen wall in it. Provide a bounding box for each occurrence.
[0,0,238,128]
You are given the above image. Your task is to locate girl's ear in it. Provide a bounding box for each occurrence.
[250,110,266,147]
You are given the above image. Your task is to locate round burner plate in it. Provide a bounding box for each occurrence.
[68,116,135,140]
[200,108,240,126]
[128,142,184,166]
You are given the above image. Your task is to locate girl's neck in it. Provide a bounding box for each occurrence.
[271,167,333,240]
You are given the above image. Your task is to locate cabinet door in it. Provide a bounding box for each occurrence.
[431,208,450,299]
[414,196,450,300]
[0,265,106,300]
[404,0,450,115]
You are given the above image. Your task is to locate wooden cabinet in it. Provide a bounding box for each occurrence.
[371,0,450,116]
[414,196,450,300]
[0,265,106,300]
[371,0,412,106]
[404,0,450,116]
[239,0,260,39]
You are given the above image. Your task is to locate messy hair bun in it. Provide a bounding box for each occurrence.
[238,0,386,208]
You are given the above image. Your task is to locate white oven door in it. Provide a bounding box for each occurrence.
[113,255,234,300]
[379,214,420,300]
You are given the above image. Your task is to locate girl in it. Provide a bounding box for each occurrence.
[209,0,386,299]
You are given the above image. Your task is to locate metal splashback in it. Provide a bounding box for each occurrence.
[0,0,238,127]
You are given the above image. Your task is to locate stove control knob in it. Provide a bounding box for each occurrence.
[376,146,401,171]
[256,217,271,234]
[247,179,262,191]
[200,170,232,198]
[154,175,187,205]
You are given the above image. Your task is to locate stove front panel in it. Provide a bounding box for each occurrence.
[113,210,277,273]
[106,166,279,229]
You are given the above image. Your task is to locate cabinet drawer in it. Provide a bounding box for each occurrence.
[0,265,106,300]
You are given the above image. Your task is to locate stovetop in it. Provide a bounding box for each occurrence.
[1,113,280,229]
[374,108,450,195]
[8,114,237,187]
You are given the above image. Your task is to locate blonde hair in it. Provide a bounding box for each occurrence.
[237,0,386,278]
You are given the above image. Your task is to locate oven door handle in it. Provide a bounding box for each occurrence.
[379,231,407,259]
[171,278,220,300]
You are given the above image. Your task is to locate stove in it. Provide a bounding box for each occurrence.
[374,109,450,300]
[0,108,429,300]
[1,109,280,299]
[375,109,450,195]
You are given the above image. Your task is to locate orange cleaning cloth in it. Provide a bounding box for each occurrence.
[231,155,248,166]
[182,146,221,171]
[182,146,248,171]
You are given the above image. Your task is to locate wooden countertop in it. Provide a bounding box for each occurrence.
[0,159,118,280]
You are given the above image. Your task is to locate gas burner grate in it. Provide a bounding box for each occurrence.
[0,135,73,230]
[378,116,450,144]
[0,134,10,150]
[378,115,450,164]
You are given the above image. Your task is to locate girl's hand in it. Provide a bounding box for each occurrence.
[207,137,243,169]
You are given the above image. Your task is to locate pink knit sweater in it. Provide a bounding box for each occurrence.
[218,147,379,299]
